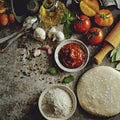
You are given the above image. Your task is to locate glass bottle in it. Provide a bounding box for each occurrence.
[39,0,66,26]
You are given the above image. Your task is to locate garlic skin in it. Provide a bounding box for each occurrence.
[34,27,46,42]
[55,31,65,42]
[48,27,57,38]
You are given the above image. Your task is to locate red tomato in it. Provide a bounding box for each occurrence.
[0,14,8,26]
[87,27,104,45]
[73,15,91,33]
[8,14,15,23]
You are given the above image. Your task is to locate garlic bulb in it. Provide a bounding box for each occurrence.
[34,27,46,41]
[33,49,41,57]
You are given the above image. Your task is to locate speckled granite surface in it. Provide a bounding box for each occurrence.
[0,8,120,120]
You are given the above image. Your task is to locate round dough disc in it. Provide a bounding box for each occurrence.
[77,66,120,117]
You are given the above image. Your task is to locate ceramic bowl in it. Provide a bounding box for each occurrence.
[38,84,77,120]
[54,39,89,72]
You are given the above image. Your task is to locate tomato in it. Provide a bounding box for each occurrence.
[80,0,99,17]
[8,14,15,23]
[0,14,8,26]
[73,15,91,33]
[95,9,114,26]
[87,27,104,45]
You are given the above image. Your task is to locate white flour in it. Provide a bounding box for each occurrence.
[42,87,72,118]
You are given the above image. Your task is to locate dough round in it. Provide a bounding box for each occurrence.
[77,66,120,117]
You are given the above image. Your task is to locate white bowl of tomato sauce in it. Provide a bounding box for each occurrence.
[54,39,89,72]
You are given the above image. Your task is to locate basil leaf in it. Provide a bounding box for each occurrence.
[62,8,74,39]
[115,47,120,61]
[47,67,58,75]
[63,23,72,39]
[110,48,117,57]
[69,16,74,21]
[61,15,67,24]
[63,75,74,83]
[116,63,120,71]
[111,46,120,62]
[111,53,116,62]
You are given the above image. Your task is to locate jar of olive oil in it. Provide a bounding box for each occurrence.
[39,0,66,26]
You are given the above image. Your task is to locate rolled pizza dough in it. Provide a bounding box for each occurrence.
[77,66,120,117]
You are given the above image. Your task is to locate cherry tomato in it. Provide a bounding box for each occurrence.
[0,14,8,26]
[73,15,91,33]
[95,9,114,26]
[87,27,104,45]
[8,14,15,23]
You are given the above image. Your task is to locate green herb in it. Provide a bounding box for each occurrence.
[110,46,120,71]
[110,46,120,62]
[110,48,117,57]
[111,53,116,62]
[116,63,120,71]
[115,48,120,61]
[63,75,74,83]
[62,9,74,39]
[47,67,58,75]
[63,23,72,39]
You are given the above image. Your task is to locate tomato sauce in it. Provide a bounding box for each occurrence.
[59,43,86,68]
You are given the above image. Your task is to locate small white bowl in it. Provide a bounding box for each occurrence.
[38,84,77,120]
[54,39,89,72]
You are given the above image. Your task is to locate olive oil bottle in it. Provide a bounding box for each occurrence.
[39,0,66,26]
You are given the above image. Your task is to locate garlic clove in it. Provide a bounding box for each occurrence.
[56,31,65,42]
[48,47,53,55]
[33,49,41,57]
[48,27,57,38]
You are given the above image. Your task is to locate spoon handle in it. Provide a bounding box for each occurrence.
[0,32,18,44]
[0,31,25,52]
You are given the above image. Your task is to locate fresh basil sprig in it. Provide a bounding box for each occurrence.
[61,9,74,39]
